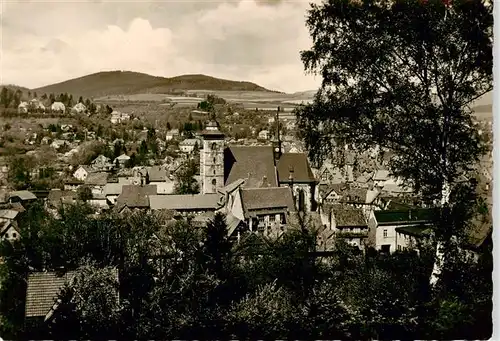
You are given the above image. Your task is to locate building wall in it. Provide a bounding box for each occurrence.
[230,189,245,221]
[180,145,195,153]
[1,225,20,241]
[376,223,398,252]
[73,168,88,181]
[152,181,174,194]
[201,137,225,194]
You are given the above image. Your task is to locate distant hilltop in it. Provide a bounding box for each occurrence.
[20,71,275,99]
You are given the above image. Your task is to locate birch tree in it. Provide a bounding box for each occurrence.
[296,0,492,286]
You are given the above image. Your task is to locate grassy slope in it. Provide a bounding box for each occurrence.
[31,71,272,99]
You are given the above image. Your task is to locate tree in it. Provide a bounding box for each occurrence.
[226,282,300,339]
[52,266,121,339]
[126,153,137,168]
[113,141,125,159]
[203,213,232,278]
[77,186,93,202]
[174,159,199,194]
[296,0,492,286]
[8,156,33,189]
[13,90,22,108]
[1,87,9,107]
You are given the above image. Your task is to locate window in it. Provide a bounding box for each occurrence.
[211,142,217,150]
[383,229,388,238]
[258,216,265,225]
[12,233,17,238]
[211,179,217,192]
[213,157,216,164]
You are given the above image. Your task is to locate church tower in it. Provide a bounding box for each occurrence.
[200,117,225,194]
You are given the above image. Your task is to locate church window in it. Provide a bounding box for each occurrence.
[211,179,217,192]
[211,142,217,150]
[213,157,216,164]
[298,189,305,212]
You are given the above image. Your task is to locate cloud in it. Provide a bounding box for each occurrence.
[0,0,321,92]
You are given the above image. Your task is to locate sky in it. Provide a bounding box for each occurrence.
[0,0,322,93]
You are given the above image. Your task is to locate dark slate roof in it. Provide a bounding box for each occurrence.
[116,185,157,209]
[149,194,221,210]
[224,146,278,188]
[277,153,316,183]
[240,187,295,216]
[84,172,109,186]
[375,208,437,225]
[331,206,367,227]
[25,271,77,318]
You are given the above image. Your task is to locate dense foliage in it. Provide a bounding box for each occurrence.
[0,203,492,339]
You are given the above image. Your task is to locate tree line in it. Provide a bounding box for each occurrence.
[0,202,491,339]
[0,87,99,114]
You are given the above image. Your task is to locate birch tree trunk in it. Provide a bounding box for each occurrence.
[429,181,450,286]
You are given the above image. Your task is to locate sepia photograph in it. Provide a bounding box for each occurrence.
[0,0,493,339]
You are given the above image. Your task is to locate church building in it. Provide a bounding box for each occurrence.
[200,118,318,230]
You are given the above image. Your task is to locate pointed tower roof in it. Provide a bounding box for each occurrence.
[201,117,224,138]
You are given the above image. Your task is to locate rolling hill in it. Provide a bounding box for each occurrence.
[31,71,273,99]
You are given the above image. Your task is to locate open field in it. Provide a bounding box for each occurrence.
[95,89,315,113]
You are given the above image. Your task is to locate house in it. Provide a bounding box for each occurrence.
[41,136,51,145]
[149,193,222,215]
[73,165,92,181]
[113,154,130,168]
[110,111,130,124]
[84,172,109,194]
[89,193,109,210]
[46,190,77,210]
[8,190,37,204]
[29,99,45,112]
[103,183,125,205]
[258,130,270,140]
[50,140,68,150]
[381,177,413,195]
[91,155,113,171]
[0,208,21,242]
[165,129,180,141]
[179,139,200,153]
[372,169,390,188]
[18,101,29,114]
[71,103,87,114]
[50,102,66,113]
[329,206,369,249]
[369,208,436,253]
[238,187,296,237]
[24,268,119,334]
[147,166,174,194]
[317,162,348,184]
[114,185,157,213]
